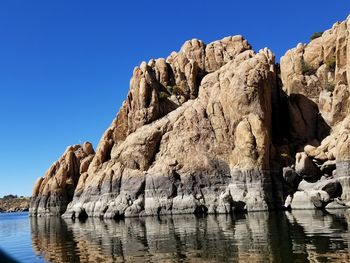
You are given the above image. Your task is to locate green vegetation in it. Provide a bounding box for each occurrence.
[166,85,182,96]
[2,194,18,200]
[158,91,170,100]
[279,152,293,166]
[310,31,323,41]
[324,81,335,92]
[0,195,30,212]
[325,57,336,72]
[280,153,290,158]
[301,59,317,75]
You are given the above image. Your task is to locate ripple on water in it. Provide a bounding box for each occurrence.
[1,210,350,262]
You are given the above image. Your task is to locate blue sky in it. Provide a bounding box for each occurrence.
[0,1,349,197]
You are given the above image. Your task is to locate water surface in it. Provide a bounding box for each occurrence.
[0,212,45,262]
[1,210,350,262]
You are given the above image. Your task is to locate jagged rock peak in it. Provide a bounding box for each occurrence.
[60,39,277,219]
[29,15,350,219]
[88,35,253,171]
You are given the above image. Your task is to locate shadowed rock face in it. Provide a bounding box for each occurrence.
[30,15,350,218]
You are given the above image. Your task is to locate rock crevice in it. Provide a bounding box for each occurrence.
[30,16,350,218]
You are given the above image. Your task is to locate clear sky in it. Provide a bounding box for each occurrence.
[0,0,349,197]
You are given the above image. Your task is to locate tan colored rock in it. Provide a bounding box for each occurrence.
[32,177,44,197]
[0,196,30,212]
[295,152,318,179]
[86,36,252,174]
[30,16,350,217]
[288,114,350,208]
[61,38,277,219]
[29,142,95,216]
[277,16,350,209]
[280,17,350,126]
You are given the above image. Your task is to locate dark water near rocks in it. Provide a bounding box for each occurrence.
[1,210,350,262]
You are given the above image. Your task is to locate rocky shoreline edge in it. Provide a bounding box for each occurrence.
[0,195,30,213]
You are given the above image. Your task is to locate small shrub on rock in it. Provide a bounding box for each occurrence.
[166,85,182,96]
[159,91,170,100]
[301,59,317,75]
[325,57,336,72]
[310,31,323,41]
[324,81,335,92]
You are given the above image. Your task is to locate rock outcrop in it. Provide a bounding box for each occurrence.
[280,18,350,126]
[0,195,30,212]
[30,15,350,218]
[279,16,350,209]
[29,143,95,216]
[62,37,278,219]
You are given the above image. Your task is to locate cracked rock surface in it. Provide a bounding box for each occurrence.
[30,15,350,218]
[30,142,95,216]
[60,37,277,219]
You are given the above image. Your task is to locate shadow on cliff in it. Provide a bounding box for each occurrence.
[272,86,331,154]
[269,71,331,208]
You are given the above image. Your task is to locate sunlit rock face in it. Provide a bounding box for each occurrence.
[280,17,350,127]
[59,36,277,219]
[29,143,95,216]
[30,15,350,217]
[279,16,350,209]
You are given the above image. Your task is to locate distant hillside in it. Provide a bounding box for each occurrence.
[0,195,30,212]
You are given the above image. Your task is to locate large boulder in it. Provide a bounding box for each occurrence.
[295,152,319,180]
[280,116,350,209]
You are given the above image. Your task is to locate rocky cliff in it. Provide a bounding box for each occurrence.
[30,15,350,218]
[30,143,95,216]
[279,16,350,209]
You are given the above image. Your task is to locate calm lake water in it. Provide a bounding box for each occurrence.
[1,210,350,262]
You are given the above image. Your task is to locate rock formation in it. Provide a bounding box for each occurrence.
[279,16,350,209]
[62,36,278,219]
[30,15,350,218]
[30,143,95,216]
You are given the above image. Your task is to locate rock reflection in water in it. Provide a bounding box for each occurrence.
[30,210,350,262]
